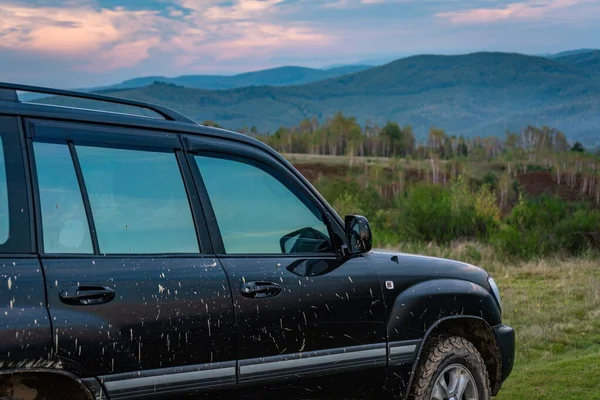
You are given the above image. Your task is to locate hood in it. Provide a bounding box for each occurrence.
[365,248,491,290]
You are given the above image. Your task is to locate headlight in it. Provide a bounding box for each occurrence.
[488,276,502,313]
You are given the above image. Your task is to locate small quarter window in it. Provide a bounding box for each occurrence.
[34,142,94,254]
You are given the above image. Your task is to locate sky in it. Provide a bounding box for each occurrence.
[1,0,599,88]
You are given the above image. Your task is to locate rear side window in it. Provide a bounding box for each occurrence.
[0,138,9,245]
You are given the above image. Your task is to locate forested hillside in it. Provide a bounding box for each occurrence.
[552,49,600,75]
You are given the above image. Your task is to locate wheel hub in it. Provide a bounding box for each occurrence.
[430,364,479,400]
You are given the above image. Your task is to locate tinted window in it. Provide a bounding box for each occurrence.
[77,146,198,254]
[34,142,94,254]
[195,156,333,255]
[0,138,9,245]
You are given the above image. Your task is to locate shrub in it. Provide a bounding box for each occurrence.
[482,172,498,190]
[554,209,600,256]
[396,183,454,243]
[492,194,600,260]
[395,176,501,244]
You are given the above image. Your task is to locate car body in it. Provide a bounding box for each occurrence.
[0,82,514,400]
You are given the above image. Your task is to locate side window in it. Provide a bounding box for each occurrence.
[34,139,199,255]
[76,145,198,254]
[195,155,333,255]
[34,142,94,254]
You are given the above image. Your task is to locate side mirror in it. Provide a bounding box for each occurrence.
[344,215,372,255]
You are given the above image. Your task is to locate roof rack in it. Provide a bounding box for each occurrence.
[0,81,197,124]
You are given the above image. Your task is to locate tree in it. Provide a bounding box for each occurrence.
[380,121,404,157]
[571,141,585,153]
[427,127,446,157]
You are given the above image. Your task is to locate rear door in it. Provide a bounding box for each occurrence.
[0,116,52,368]
[183,135,388,400]
[26,119,237,399]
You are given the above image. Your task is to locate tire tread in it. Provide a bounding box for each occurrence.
[408,335,490,400]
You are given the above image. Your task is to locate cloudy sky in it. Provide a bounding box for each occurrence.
[1,0,599,88]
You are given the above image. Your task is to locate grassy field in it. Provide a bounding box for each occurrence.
[493,257,600,400]
[395,243,600,399]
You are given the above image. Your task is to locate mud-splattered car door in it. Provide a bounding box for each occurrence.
[26,119,237,399]
[183,135,389,400]
[0,116,53,371]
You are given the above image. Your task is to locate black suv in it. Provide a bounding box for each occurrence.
[0,82,514,400]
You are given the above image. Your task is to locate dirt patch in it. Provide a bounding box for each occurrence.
[294,162,597,207]
[516,171,596,204]
[293,162,452,200]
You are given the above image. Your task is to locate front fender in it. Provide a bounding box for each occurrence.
[386,278,502,341]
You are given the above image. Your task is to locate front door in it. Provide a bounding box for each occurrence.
[27,120,236,399]
[184,135,388,399]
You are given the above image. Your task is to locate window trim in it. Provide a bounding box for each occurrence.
[25,119,211,257]
[28,118,181,151]
[184,136,342,258]
[0,116,34,255]
[68,141,100,254]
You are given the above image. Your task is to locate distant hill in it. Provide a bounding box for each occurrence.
[18,64,372,102]
[34,51,600,146]
[552,49,600,75]
[547,49,599,59]
[321,56,402,69]
[87,65,373,91]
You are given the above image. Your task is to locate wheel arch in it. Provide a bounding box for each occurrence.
[403,315,503,399]
[0,367,105,400]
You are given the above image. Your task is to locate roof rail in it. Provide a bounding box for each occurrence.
[0,81,197,124]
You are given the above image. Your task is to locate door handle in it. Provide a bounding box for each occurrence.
[59,285,116,306]
[240,281,282,298]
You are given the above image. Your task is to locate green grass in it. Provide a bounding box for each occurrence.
[387,242,600,399]
[497,350,600,399]
[493,258,600,399]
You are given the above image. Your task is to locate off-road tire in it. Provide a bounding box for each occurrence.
[408,335,491,400]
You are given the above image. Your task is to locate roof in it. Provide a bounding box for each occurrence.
[0,81,273,156]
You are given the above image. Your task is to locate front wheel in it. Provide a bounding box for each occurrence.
[409,336,491,400]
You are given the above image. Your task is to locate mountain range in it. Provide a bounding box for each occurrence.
[85,65,373,91]
[30,49,600,146]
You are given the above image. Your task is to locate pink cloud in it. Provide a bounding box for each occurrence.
[168,0,334,67]
[0,4,166,70]
[171,21,332,68]
[436,0,585,24]
[77,38,162,72]
[0,0,334,73]
[179,0,285,21]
